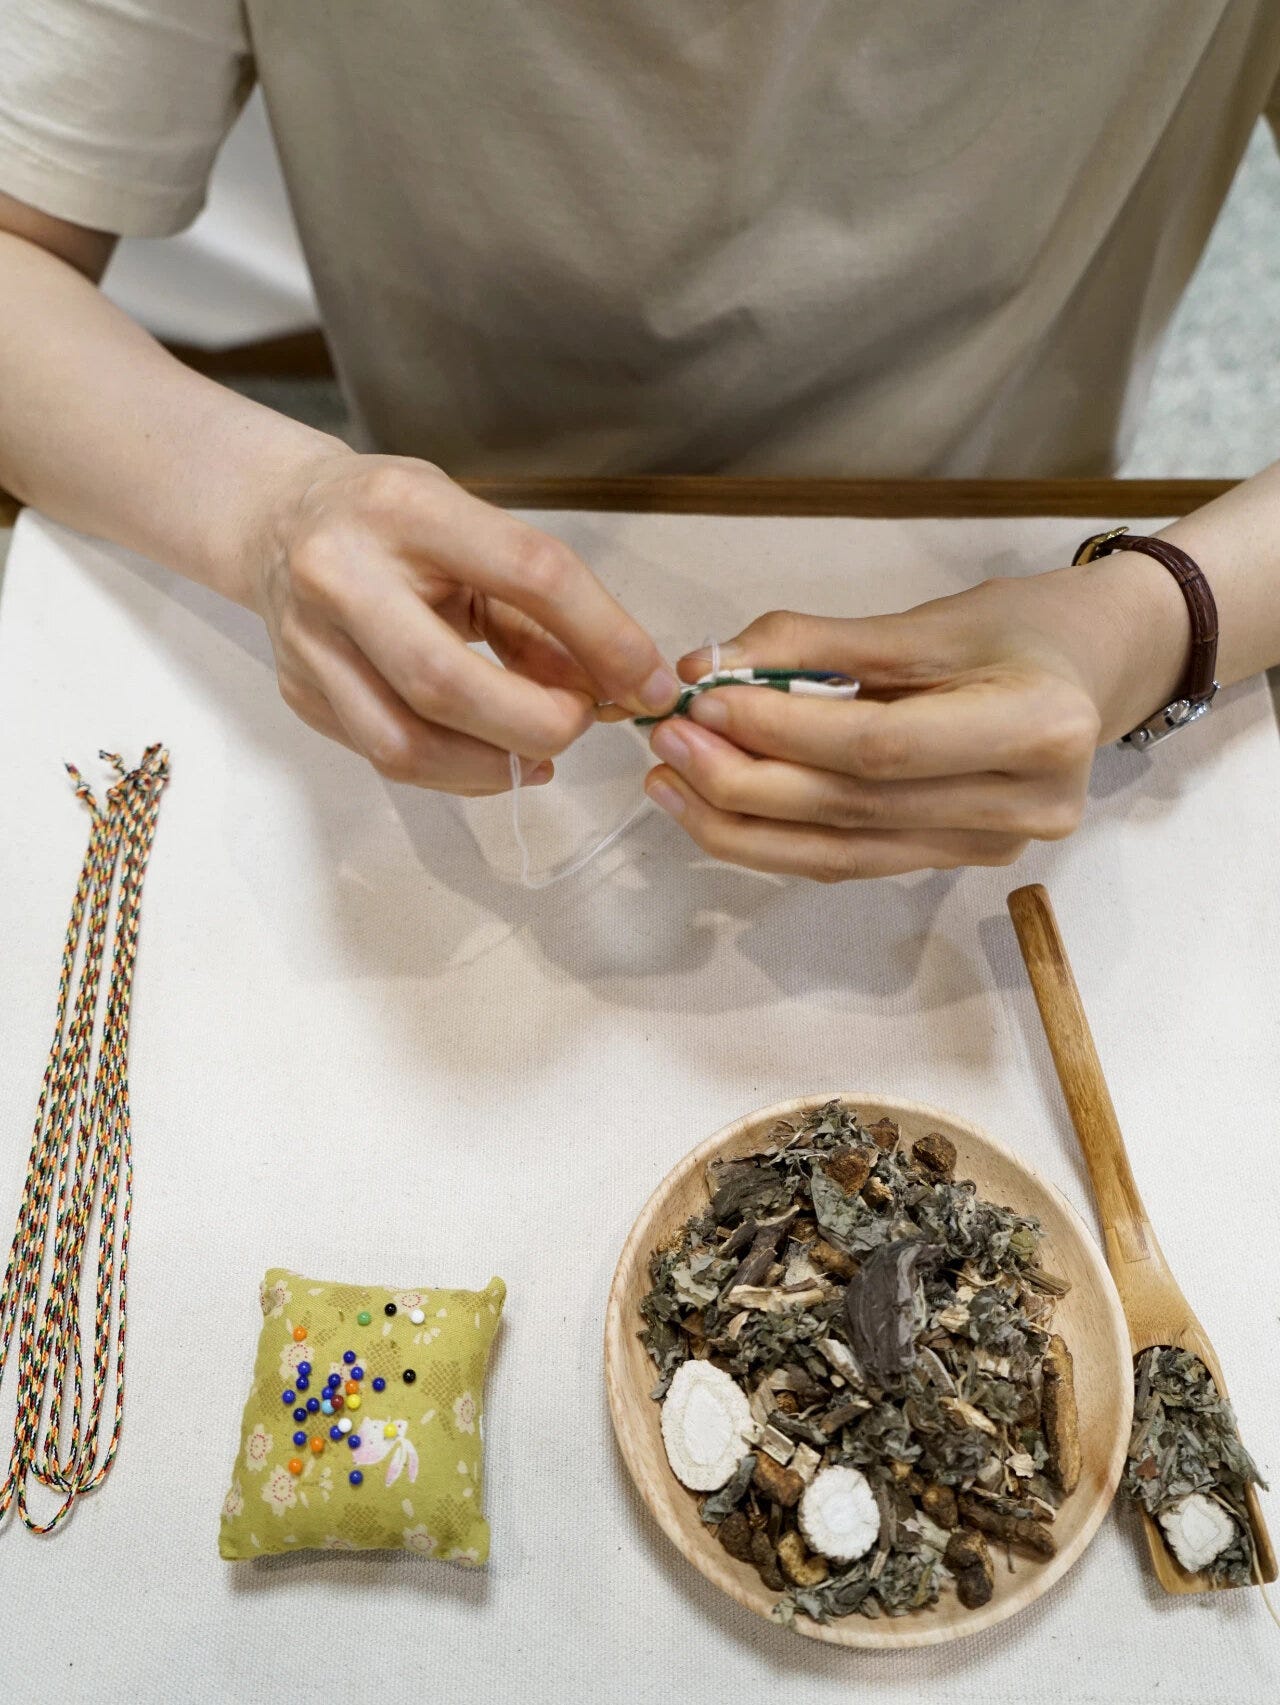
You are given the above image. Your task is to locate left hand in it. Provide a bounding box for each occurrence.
[643,557,1189,881]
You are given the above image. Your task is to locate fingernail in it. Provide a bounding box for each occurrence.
[649,722,689,766]
[523,761,553,786]
[647,778,685,819]
[638,665,682,714]
[688,694,727,730]
[684,639,741,672]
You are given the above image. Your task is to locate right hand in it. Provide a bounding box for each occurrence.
[248,449,680,794]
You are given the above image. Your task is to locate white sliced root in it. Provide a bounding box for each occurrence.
[799,1466,881,1563]
[660,1360,753,1491]
[1158,1493,1237,1573]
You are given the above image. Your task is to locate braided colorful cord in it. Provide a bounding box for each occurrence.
[0,746,169,1533]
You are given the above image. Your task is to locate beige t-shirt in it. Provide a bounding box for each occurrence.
[2,1,1278,478]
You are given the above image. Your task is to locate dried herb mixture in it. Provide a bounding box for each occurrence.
[1123,1346,1265,1586]
[640,1101,1080,1626]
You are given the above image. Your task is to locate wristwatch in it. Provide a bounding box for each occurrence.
[1072,526,1220,750]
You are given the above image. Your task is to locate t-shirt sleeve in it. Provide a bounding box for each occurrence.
[0,0,254,236]
[1268,68,1280,154]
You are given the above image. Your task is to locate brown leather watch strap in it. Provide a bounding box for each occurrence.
[1072,527,1219,708]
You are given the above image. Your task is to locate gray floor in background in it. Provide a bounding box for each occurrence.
[1123,122,1280,477]
[2,120,1278,586]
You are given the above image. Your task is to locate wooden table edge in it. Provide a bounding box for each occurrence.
[458,476,1236,517]
[0,477,1237,533]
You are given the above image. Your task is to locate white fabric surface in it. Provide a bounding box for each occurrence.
[0,509,1276,1703]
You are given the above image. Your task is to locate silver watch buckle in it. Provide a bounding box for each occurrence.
[1121,681,1219,751]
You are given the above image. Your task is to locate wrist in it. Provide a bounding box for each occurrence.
[213,424,354,611]
[1047,552,1192,745]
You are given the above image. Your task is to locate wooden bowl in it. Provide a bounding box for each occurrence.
[604,1094,1132,1649]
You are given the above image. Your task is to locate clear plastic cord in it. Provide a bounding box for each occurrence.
[504,638,715,889]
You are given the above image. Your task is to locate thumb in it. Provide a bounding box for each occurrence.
[678,607,946,692]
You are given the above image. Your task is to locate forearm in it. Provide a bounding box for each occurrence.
[1016,462,1280,745]
[1160,461,1280,686]
[0,230,349,607]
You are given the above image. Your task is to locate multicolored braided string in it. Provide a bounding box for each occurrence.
[0,746,169,1533]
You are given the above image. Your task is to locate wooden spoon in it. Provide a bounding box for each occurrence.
[1007,882,1276,1592]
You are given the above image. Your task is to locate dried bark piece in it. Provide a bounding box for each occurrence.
[790,1443,822,1484]
[844,1239,943,1384]
[944,1528,994,1607]
[776,1528,830,1588]
[818,1397,871,1436]
[1041,1333,1082,1494]
[753,1451,805,1508]
[823,1144,875,1196]
[911,1131,957,1181]
[810,1236,859,1280]
[727,1211,796,1291]
[921,1483,959,1529]
[865,1117,900,1152]
[941,1395,999,1437]
[861,1175,895,1210]
[717,1510,755,1563]
[758,1423,796,1465]
[957,1495,1056,1559]
[750,1527,786,1591]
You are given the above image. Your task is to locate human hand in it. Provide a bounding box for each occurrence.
[250,450,680,793]
[643,557,1189,881]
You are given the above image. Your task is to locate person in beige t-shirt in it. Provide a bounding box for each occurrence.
[2,1,1280,881]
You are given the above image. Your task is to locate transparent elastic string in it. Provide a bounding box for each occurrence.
[505,640,721,890]
[508,749,651,890]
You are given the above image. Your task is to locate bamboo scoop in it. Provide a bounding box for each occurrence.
[1007,882,1276,1592]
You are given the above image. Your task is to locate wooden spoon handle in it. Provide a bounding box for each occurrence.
[1007,884,1157,1270]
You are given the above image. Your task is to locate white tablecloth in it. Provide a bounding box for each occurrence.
[0,510,1277,1705]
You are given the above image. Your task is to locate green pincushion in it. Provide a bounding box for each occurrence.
[219,1267,505,1563]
